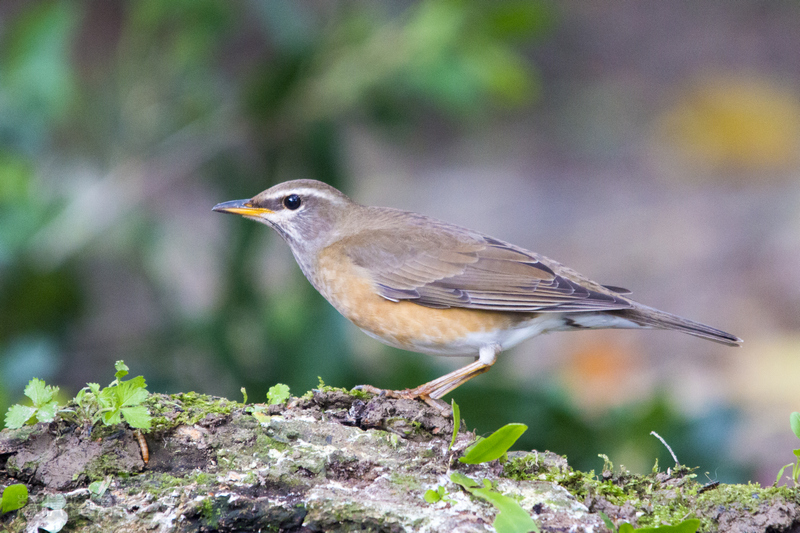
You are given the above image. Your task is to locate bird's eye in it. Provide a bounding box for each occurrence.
[283,194,301,210]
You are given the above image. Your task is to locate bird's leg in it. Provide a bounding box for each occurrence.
[355,345,500,412]
[422,344,499,399]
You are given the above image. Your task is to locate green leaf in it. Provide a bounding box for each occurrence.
[4,404,37,429]
[120,405,152,429]
[776,463,794,484]
[471,485,539,533]
[424,489,442,504]
[101,376,149,410]
[119,377,149,407]
[450,472,480,489]
[88,476,112,498]
[450,472,539,532]
[449,399,461,451]
[114,360,129,379]
[241,387,248,404]
[619,525,635,533]
[459,423,528,464]
[790,412,800,440]
[598,511,616,532]
[793,449,800,459]
[1,483,28,514]
[35,400,59,423]
[267,383,291,405]
[24,377,57,406]
[101,408,122,426]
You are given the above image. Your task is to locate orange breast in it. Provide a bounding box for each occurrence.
[313,243,526,355]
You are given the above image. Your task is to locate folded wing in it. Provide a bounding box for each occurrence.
[342,222,632,313]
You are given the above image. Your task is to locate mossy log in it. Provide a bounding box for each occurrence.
[1,390,799,532]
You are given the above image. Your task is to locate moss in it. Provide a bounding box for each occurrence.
[504,452,600,500]
[504,452,800,530]
[83,448,125,482]
[198,496,221,528]
[146,392,239,432]
[6,456,41,479]
[137,470,217,500]
[682,483,800,531]
[420,447,436,459]
[254,433,290,454]
[299,380,373,402]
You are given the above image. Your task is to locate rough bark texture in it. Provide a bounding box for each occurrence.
[1,390,799,532]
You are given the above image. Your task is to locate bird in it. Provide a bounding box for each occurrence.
[213,179,741,407]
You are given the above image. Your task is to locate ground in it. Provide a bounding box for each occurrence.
[1,389,799,532]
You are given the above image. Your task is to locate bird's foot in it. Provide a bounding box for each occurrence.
[354,384,452,416]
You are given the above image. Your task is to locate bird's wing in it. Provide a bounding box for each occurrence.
[341,223,632,313]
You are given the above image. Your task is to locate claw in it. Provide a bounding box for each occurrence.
[354,384,452,416]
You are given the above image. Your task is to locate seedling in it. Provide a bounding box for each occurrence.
[460,423,528,464]
[64,360,152,430]
[267,383,291,405]
[423,485,456,504]
[4,378,60,429]
[1,483,28,514]
[450,472,539,533]
[449,399,461,451]
[776,411,800,486]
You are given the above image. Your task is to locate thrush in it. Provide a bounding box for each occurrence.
[213,180,741,406]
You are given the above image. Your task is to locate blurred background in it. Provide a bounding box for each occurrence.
[2,0,799,485]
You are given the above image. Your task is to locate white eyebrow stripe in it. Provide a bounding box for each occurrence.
[263,188,349,203]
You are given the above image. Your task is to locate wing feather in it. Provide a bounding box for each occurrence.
[341,220,631,313]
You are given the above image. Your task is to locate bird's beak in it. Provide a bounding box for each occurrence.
[212,199,273,217]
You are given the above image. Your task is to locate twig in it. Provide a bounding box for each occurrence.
[650,431,679,465]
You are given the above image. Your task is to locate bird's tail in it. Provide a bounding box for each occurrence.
[610,305,742,347]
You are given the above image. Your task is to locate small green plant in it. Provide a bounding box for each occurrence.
[776,411,800,486]
[449,399,461,451]
[6,361,151,431]
[423,485,456,504]
[1,483,28,514]
[451,472,539,533]
[88,476,113,498]
[267,383,291,405]
[460,423,527,464]
[4,378,60,429]
[65,360,152,430]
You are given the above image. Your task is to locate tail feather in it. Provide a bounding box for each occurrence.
[611,306,742,347]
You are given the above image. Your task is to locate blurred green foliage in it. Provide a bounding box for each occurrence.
[0,0,744,480]
[0,0,546,406]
